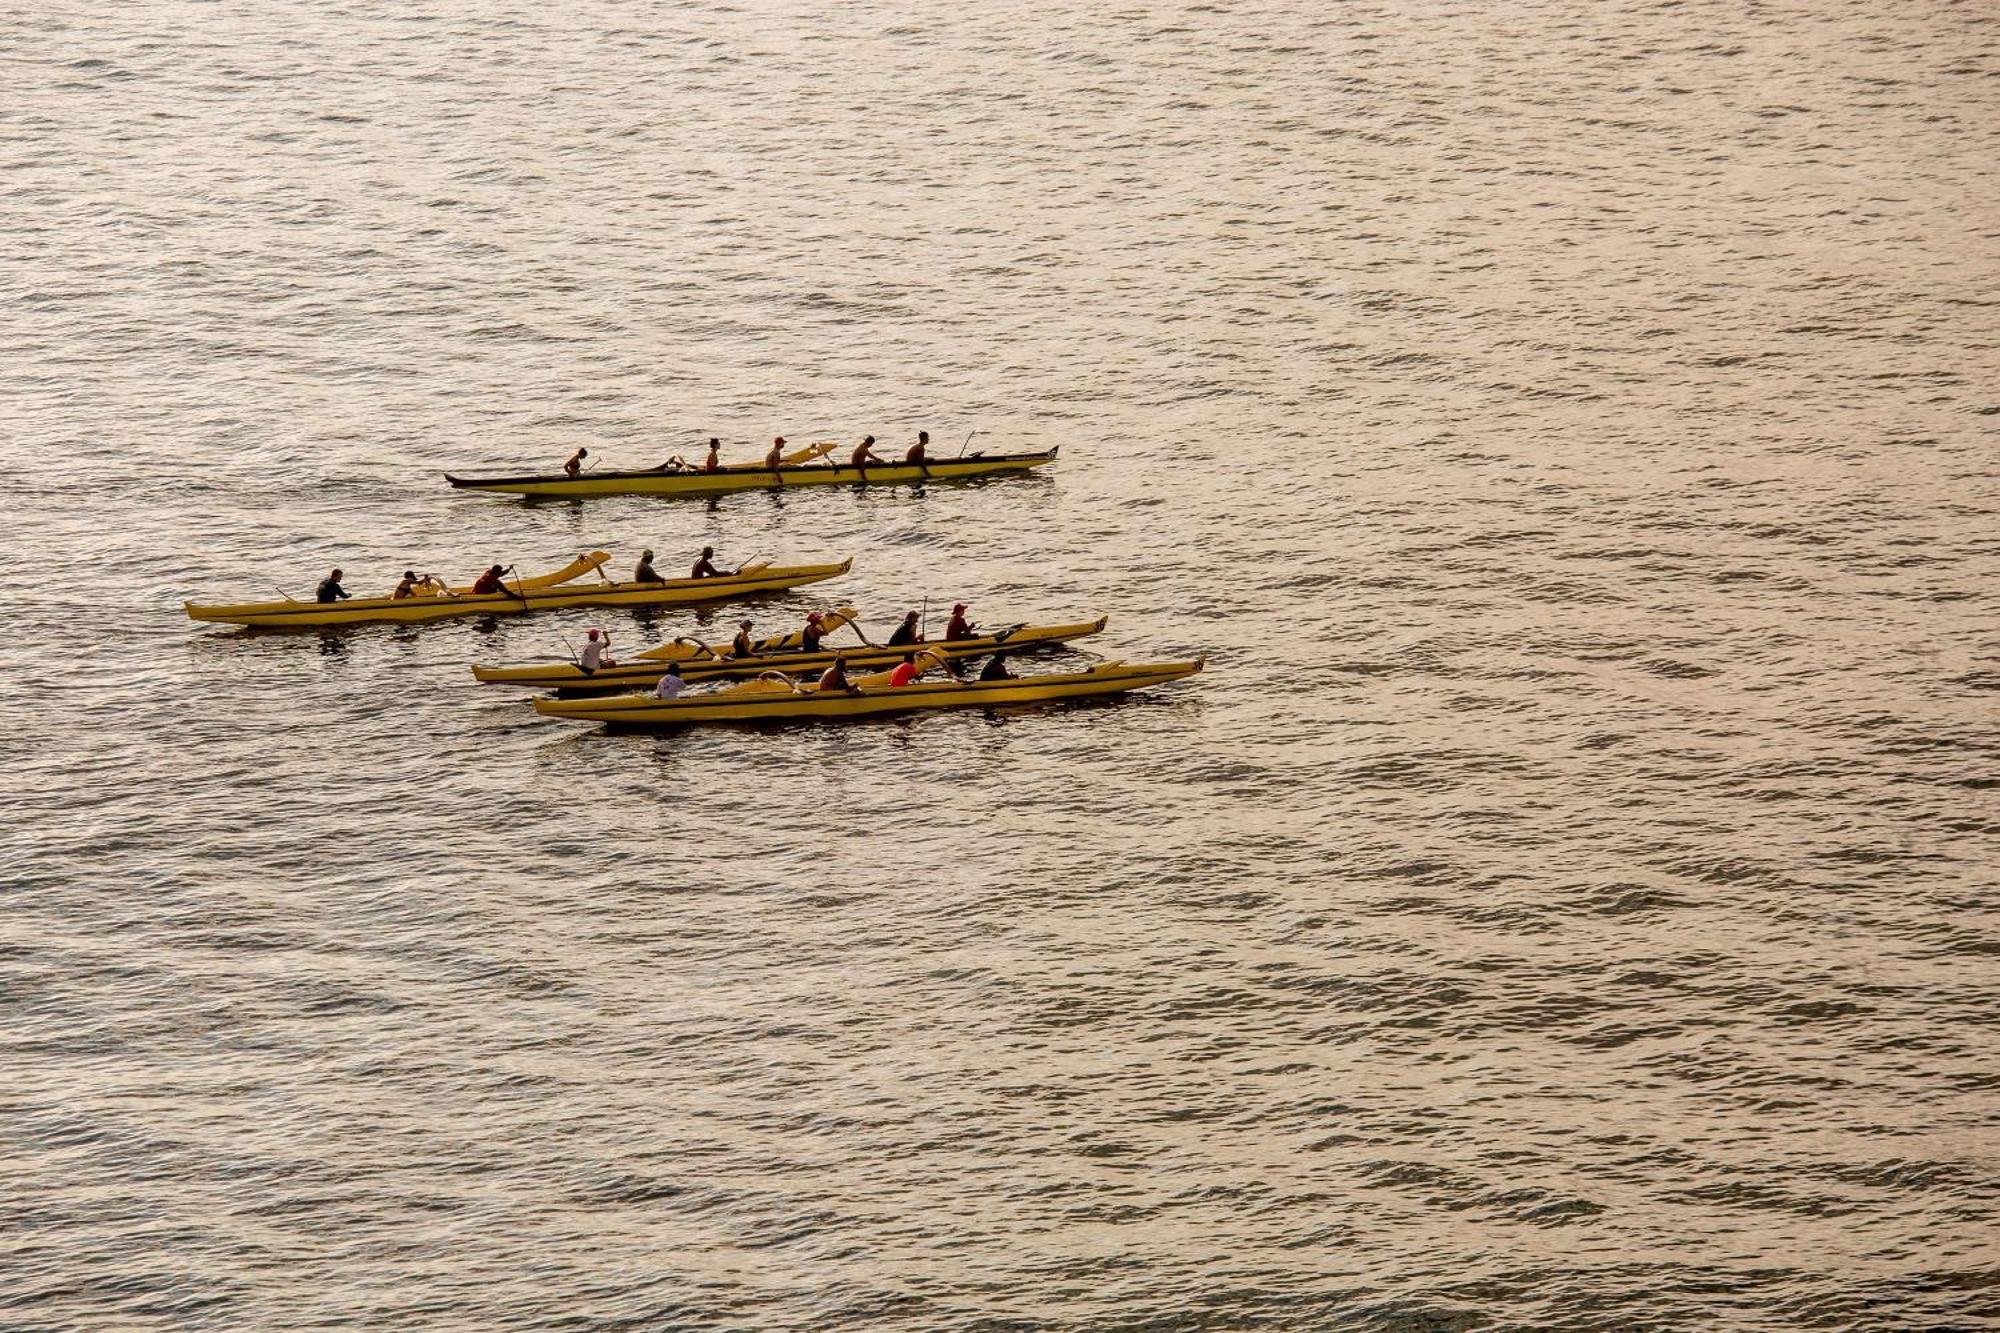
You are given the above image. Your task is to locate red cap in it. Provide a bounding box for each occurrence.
[807,612,823,622]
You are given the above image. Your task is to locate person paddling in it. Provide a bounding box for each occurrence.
[563,447,588,478]
[945,602,975,640]
[579,628,615,675]
[701,438,722,473]
[392,570,423,600]
[691,546,725,579]
[979,651,1015,681]
[652,661,686,700]
[887,611,923,647]
[799,611,827,653]
[888,652,922,687]
[634,549,663,583]
[471,564,509,595]
[850,435,885,476]
[905,430,930,475]
[764,436,787,472]
[316,568,351,604]
[816,655,858,693]
[730,619,756,658]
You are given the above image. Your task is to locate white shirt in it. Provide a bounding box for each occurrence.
[653,673,685,700]
[581,639,608,671]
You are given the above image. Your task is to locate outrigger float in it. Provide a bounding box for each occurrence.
[185,553,852,629]
[530,657,1204,728]
[445,445,1058,500]
[471,611,1110,695]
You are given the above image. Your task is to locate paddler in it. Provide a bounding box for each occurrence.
[701,438,722,473]
[392,570,423,600]
[563,447,588,478]
[633,549,663,583]
[888,652,922,687]
[316,568,351,604]
[764,436,787,472]
[690,546,725,579]
[979,652,1015,681]
[887,611,923,647]
[850,435,886,474]
[471,564,509,595]
[799,611,826,653]
[652,661,686,700]
[904,430,929,475]
[579,628,615,675]
[815,655,858,693]
[945,603,975,640]
[730,619,756,658]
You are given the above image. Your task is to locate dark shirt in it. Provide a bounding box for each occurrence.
[800,626,823,652]
[691,557,721,578]
[316,578,349,604]
[472,571,505,595]
[980,655,1013,681]
[731,631,754,658]
[634,559,662,584]
[945,614,973,640]
[888,622,921,647]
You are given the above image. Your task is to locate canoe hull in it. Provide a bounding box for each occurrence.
[186,560,851,628]
[472,617,1111,694]
[530,659,1202,726]
[446,449,1058,499]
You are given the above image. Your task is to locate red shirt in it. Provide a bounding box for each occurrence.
[888,661,919,687]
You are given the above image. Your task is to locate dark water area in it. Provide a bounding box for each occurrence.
[3,0,1997,1328]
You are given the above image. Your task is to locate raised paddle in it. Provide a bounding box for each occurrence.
[957,430,979,458]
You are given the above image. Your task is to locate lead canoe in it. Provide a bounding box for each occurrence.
[185,555,853,628]
[472,615,1110,695]
[445,447,1058,499]
[530,657,1202,726]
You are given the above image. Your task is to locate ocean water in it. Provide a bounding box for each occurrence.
[3,0,1997,1328]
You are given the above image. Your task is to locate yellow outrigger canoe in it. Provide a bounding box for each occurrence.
[185,553,853,628]
[472,612,1110,695]
[446,446,1058,500]
[531,657,1202,727]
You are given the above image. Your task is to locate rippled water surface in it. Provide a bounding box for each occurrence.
[5,0,1999,1328]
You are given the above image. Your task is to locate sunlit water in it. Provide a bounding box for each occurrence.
[4,0,1997,1328]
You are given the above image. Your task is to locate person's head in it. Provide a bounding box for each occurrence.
[403,570,416,581]
[738,619,752,631]
[707,438,719,449]
[863,435,875,445]
[919,431,929,444]
[578,447,588,457]
[640,548,653,561]
[807,611,823,625]
[330,568,342,580]
[665,661,681,676]
[833,654,848,668]
[902,652,915,664]
[902,611,918,624]
[700,546,714,558]
[488,564,503,576]
[774,436,786,447]
[952,603,966,614]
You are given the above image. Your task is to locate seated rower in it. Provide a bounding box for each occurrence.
[691,546,724,579]
[945,602,976,640]
[904,431,929,468]
[392,570,423,600]
[652,661,686,700]
[888,652,923,687]
[579,628,614,675]
[471,564,509,595]
[816,655,858,693]
[800,611,826,653]
[316,568,351,604]
[730,619,756,658]
[850,435,885,471]
[979,651,1015,681]
[634,549,663,583]
[563,447,588,478]
[701,438,722,473]
[887,611,923,647]
[765,436,787,472]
